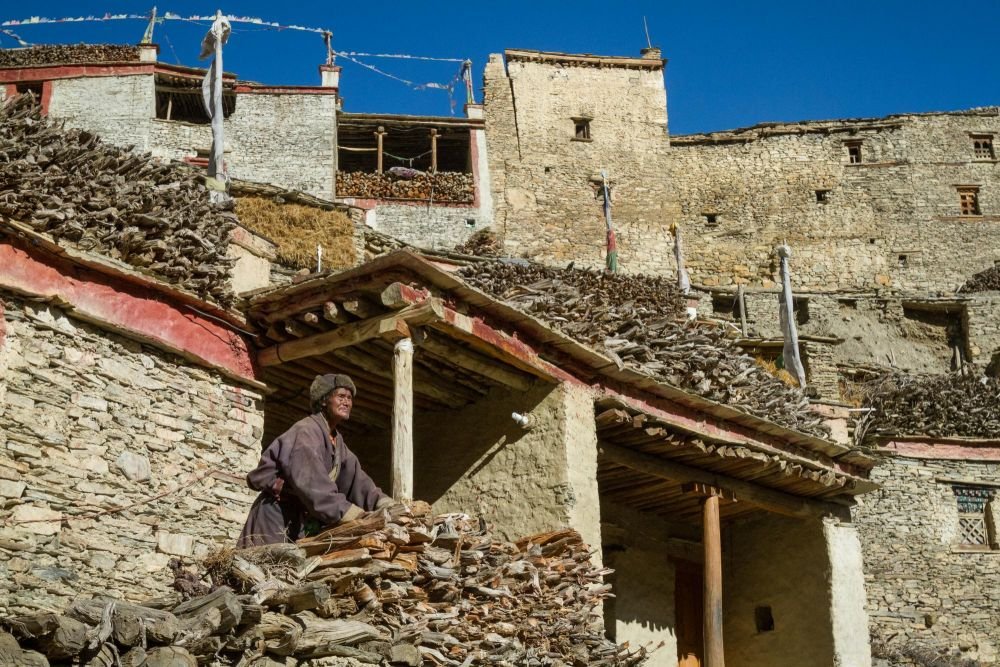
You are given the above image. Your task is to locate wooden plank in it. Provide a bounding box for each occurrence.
[599,442,844,519]
[392,338,414,501]
[258,300,443,367]
[341,298,381,319]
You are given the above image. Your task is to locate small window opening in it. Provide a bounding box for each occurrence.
[711,293,739,319]
[898,254,909,268]
[972,135,995,160]
[815,189,831,204]
[958,187,981,216]
[704,213,719,225]
[845,141,863,164]
[953,485,997,549]
[544,166,552,174]
[793,296,810,326]
[755,606,775,633]
[465,218,476,228]
[573,118,592,141]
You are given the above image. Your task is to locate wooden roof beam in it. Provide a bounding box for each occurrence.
[599,442,848,519]
[258,299,444,367]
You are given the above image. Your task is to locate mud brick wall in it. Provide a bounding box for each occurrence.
[854,455,1000,665]
[0,294,263,615]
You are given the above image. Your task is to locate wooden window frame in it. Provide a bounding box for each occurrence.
[952,485,999,551]
[958,186,982,216]
[572,117,592,142]
[845,141,863,164]
[971,134,996,161]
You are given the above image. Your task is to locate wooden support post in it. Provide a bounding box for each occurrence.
[375,126,386,174]
[736,284,748,337]
[703,493,725,667]
[166,94,173,121]
[392,337,414,501]
[430,129,439,173]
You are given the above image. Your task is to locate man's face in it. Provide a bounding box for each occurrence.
[326,387,353,424]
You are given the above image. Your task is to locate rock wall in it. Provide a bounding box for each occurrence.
[483,51,673,270]
[41,75,338,200]
[363,201,485,251]
[854,455,1000,665]
[483,49,999,294]
[0,294,263,615]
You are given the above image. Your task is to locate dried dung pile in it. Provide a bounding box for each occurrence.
[337,171,474,203]
[454,229,501,257]
[459,261,829,437]
[958,264,1000,293]
[0,44,140,68]
[0,94,236,305]
[854,371,1000,443]
[0,503,645,666]
[235,197,356,272]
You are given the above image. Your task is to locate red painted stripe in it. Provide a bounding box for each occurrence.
[0,240,258,385]
[880,440,1000,461]
[0,63,155,83]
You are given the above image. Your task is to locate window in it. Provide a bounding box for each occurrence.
[704,213,719,225]
[958,187,981,216]
[14,81,44,97]
[953,485,997,549]
[972,134,995,160]
[898,254,909,268]
[755,606,774,633]
[573,118,592,141]
[815,189,831,204]
[845,141,863,164]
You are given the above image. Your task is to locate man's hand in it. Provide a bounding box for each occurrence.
[271,477,285,500]
[341,504,365,523]
[375,496,397,511]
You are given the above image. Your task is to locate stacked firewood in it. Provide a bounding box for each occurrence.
[958,264,1000,293]
[0,94,236,305]
[1,503,645,666]
[337,171,474,203]
[454,229,501,257]
[854,371,1000,443]
[459,262,830,437]
[0,44,140,68]
[364,227,410,260]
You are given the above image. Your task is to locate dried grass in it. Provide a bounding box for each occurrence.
[754,356,799,387]
[235,197,356,272]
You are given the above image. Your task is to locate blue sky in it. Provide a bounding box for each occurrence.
[4,1,998,134]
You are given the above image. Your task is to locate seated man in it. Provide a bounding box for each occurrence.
[238,373,393,547]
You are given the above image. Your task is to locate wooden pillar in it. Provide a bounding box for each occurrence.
[703,494,725,667]
[391,337,414,500]
[683,482,730,667]
[375,126,386,174]
[430,129,439,173]
[736,284,748,337]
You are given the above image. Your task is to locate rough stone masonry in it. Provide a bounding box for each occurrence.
[0,294,262,615]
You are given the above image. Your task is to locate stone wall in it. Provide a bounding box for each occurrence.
[854,455,1000,665]
[483,49,999,294]
[0,294,263,615]
[483,51,674,270]
[41,74,338,200]
[47,74,155,151]
[668,111,1000,293]
[363,201,484,251]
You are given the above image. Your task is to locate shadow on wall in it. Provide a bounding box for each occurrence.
[345,382,555,505]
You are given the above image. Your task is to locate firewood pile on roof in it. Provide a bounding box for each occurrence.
[459,261,831,438]
[454,229,501,257]
[958,264,1000,293]
[0,44,140,68]
[0,94,236,305]
[337,171,474,203]
[0,503,645,666]
[854,371,1000,443]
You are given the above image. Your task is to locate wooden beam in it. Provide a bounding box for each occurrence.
[702,494,725,667]
[430,128,438,173]
[341,298,381,320]
[258,300,444,367]
[375,126,386,174]
[392,338,414,501]
[598,442,843,519]
[381,282,431,310]
[418,334,536,392]
[323,301,349,324]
